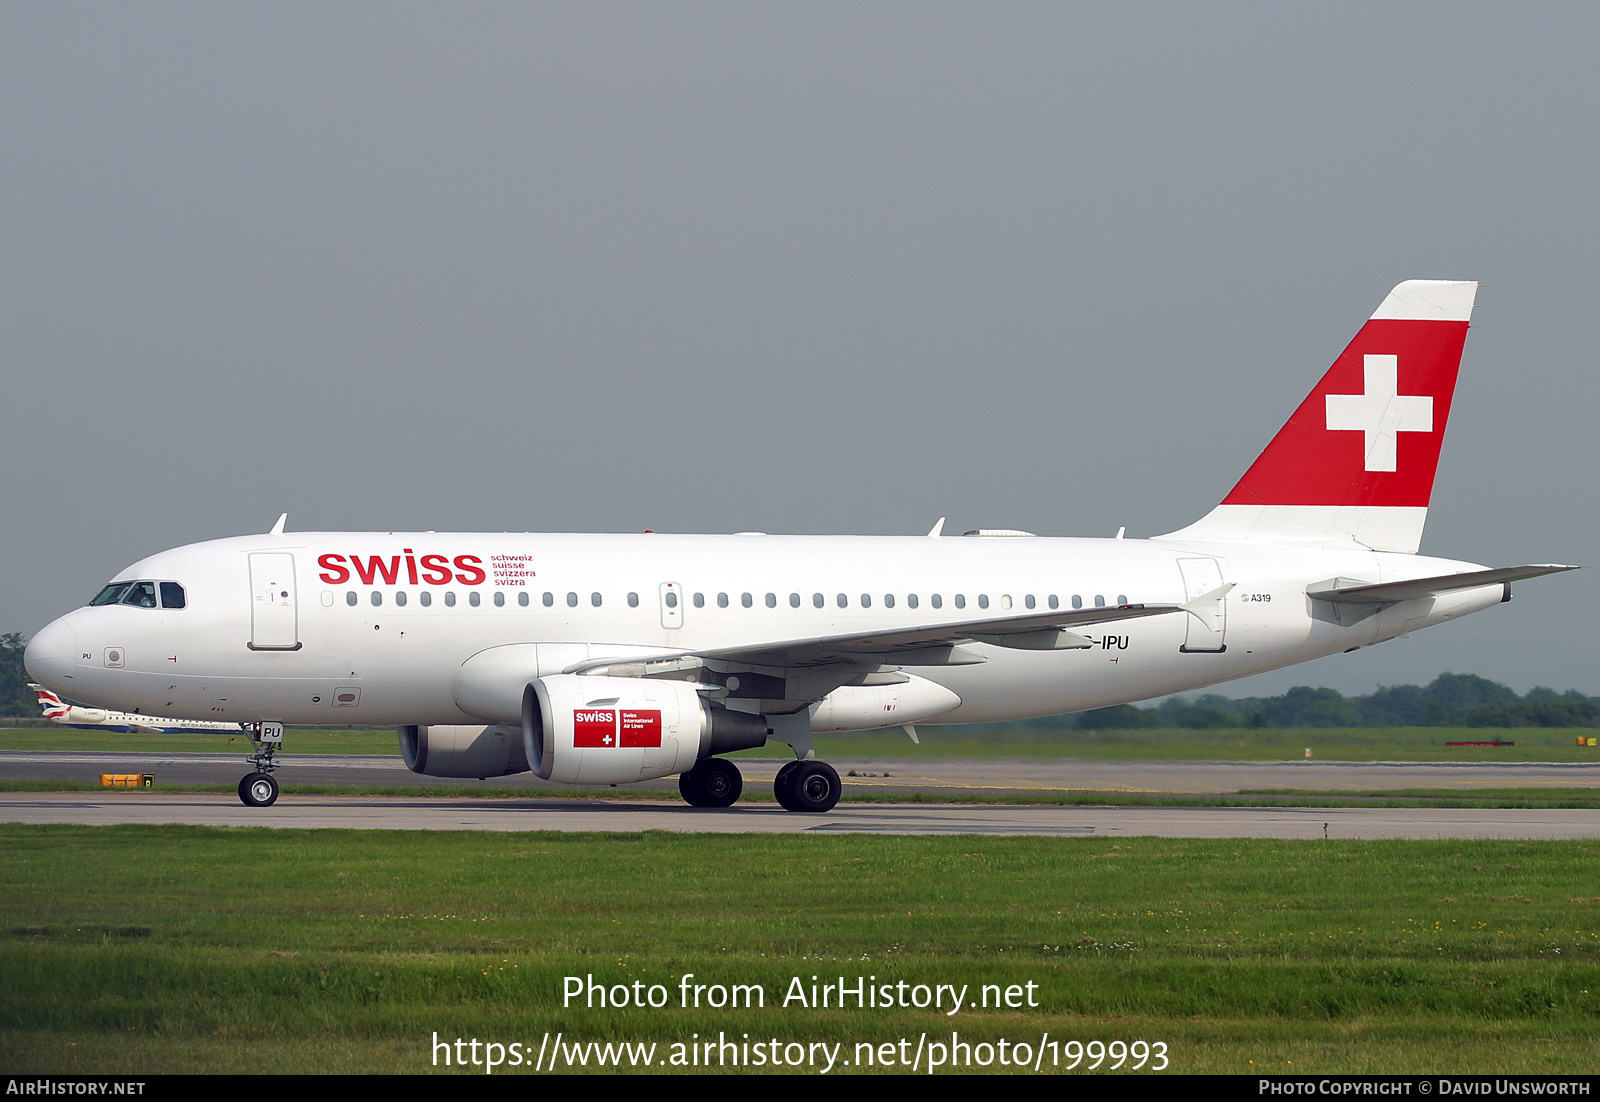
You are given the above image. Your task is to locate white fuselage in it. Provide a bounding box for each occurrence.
[27,530,1501,729]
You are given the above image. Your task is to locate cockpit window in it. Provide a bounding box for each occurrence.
[121,582,159,608]
[89,583,132,606]
[160,582,186,609]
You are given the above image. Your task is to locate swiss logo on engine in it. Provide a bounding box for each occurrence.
[573,709,618,748]
[619,709,663,748]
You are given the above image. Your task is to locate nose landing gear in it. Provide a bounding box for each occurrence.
[237,721,284,808]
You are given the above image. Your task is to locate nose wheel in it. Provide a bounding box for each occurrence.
[238,772,279,807]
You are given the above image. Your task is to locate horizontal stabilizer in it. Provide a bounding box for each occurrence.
[1308,564,1578,605]
[1182,583,1236,614]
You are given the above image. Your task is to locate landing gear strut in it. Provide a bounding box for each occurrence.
[678,757,743,808]
[238,721,285,808]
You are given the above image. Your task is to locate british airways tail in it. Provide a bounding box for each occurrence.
[32,684,70,721]
[1159,279,1477,554]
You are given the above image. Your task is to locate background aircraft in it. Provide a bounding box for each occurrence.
[30,683,245,736]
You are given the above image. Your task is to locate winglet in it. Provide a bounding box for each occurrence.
[926,517,946,538]
[269,513,287,536]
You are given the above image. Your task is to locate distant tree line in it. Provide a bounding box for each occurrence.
[1076,673,1599,730]
[0,634,36,717]
[0,631,1594,729]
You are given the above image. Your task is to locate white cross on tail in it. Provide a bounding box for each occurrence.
[1324,354,1433,472]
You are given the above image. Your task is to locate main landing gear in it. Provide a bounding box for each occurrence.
[675,756,842,812]
[238,721,285,808]
[679,757,743,808]
[774,759,841,813]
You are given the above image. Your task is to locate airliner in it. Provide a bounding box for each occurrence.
[29,683,247,736]
[24,280,1574,812]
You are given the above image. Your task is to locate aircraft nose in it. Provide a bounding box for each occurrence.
[24,618,79,692]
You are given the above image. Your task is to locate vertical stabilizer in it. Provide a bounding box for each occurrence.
[1158,279,1477,554]
[30,684,70,720]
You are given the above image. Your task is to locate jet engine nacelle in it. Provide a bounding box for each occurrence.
[522,674,768,785]
[399,723,530,778]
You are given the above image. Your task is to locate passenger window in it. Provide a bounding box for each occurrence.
[396,591,408,607]
[955,594,966,609]
[566,592,578,607]
[718,593,729,608]
[790,593,801,608]
[1000,594,1012,610]
[978,594,989,609]
[1025,594,1035,609]
[346,591,357,607]
[518,592,529,607]
[861,594,872,608]
[493,592,505,607]
[1072,595,1083,609]
[813,593,824,608]
[122,582,158,609]
[693,592,705,608]
[762,592,774,608]
[371,592,383,607]
[931,594,942,609]
[160,582,186,609]
[1049,595,1059,609]
[665,591,678,608]
[884,594,895,608]
[470,592,482,607]
[907,594,919,609]
[591,592,602,607]
[543,592,553,607]
[1118,594,1128,605]
[628,592,639,608]
[741,593,752,608]
[421,591,433,607]
[837,593,847,608]
[445,592,456,607]
[1095,595,1105,607]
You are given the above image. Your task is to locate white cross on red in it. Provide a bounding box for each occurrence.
[1324,354,1433,472]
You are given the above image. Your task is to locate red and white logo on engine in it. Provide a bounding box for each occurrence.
[619,710,662,748]
[574,709,618,747]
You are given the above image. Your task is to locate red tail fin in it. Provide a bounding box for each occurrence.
[1161,280,1477,553]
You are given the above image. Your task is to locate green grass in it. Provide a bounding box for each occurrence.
[756,725,1600,763]
[0,726,400,755]
[3,826,1599,1074]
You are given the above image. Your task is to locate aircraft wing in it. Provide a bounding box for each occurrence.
[698,602,1183,666]
[568,603,1185,683]
[1307,564,1578,605]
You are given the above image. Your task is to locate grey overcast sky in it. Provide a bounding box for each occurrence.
[3,3,1595,698]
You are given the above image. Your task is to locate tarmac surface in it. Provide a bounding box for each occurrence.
[3,751,1600,838]
[3,791,1599,838]
[5,750,1600,797]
